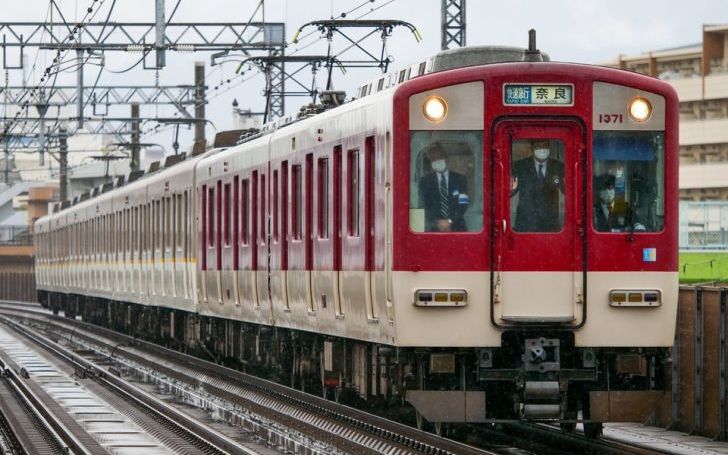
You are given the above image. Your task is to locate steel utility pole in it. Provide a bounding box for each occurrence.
[34,93,48,166]
[58,127,68,202]
[3,134,8,184]
[76,47,84,129]
[155,0,166,68]
[441,0,466,50]
[193,62,206,154]
[130,103,140,172]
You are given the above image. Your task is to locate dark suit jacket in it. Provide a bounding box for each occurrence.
[594,201,640,232]
[511,157,564,232]
[418,170,469,231]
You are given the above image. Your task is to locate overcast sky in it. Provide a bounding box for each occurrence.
[7,0,728,154]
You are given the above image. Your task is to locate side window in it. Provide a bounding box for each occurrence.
[273,170,279,242]
[156,199,162,251]
[510,139,566,233]
[208,186,215,247]
[224,182,232,246]
[166,196,173,251]
[409,131,483,233]
[292,165,303,240]
[348,149,360,236]
[241,179,250,245]
[318,157,329,238]
[201,185,207,269]
[233,177,239,261]
[592,131,665,233]
[259,173,266,243]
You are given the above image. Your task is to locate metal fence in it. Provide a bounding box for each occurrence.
[0,272,35,302]
[0,225,31,245]
[673,286,728,440]
[680,201,728,250]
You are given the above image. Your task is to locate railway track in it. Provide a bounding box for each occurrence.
[0,302,495,455]
[0,301,675,455]
[0,344,89,455]
[0,308,270,454]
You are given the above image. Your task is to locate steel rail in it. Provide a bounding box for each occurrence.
[0,301,676,455]
[0,345,96,454]
[0,313,258,455]
[0,304,493,455]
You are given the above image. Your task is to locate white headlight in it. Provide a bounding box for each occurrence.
[629,97,652,122]
[423,96,448,123]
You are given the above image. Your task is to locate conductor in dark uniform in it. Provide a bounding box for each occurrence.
[594,173,646,232]
[510,140,565,232]
[418,143,470,232]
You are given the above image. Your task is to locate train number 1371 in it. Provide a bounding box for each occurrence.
[598,113,624,124]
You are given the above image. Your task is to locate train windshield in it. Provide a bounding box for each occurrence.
[509,138,566,233]
[409,131,483,233]
[592,131,665,233]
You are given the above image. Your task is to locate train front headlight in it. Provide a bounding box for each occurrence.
[629,97,652,122]
[423,96,448,123]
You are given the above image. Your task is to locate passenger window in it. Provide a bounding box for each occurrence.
[292,165,302,240]
[348,150,360,236]
[273,170,279,241]
[592,131,665,233]
[260,174,266,243]
[318,158,329,239]
[224,183,232,246]
[409,131,483,233]
[510,139,566,233]
[241,179,249,245]
[208,187,215,247]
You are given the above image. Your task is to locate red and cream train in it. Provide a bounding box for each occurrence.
[35,44,679,431]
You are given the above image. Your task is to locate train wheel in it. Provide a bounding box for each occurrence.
[583,422,603,439]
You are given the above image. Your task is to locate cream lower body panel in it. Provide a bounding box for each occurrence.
[391,270,678,348]
[195,268,394,345]
[392,271,497,347]
[577,271,678,347]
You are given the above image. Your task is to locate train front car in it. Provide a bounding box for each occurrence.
[393,52,678,432]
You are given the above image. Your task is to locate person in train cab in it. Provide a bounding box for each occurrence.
[510,139,564,232]
[418,143,469,232]
[593,173,646,232]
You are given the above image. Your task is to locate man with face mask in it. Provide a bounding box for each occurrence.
[594,173,646,232]
[418,143,469,232]
[510,140,565,232]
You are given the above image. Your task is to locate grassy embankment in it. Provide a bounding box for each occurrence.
[679,251,728,284]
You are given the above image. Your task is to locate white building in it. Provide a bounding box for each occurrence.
[605,24,728,200]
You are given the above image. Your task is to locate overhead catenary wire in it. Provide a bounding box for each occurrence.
[105,0,183,74]
[3,0,113,137]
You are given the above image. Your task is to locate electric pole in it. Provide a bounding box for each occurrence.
[58,127,68,202]
[441,0,466,50]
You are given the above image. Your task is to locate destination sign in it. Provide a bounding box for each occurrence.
[503,84,573,106]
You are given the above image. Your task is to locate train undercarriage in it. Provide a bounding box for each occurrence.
[38,290,669,438]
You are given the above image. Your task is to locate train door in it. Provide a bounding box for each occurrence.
[492,121,585,324]
[364,136,377,320]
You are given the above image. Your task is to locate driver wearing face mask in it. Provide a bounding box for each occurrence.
[594,174,646,232]
[418,143,470,232]
[510,140,565,232]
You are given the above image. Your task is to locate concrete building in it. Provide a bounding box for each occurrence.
[605,24,728,200]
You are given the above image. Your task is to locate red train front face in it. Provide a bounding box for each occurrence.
[393,61,679,421]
